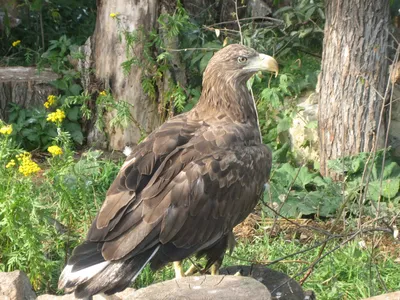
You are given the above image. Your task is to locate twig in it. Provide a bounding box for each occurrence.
[160,47,221,52]
[234,0,243,45]
[39,10,45,50]
[208,17,284,27]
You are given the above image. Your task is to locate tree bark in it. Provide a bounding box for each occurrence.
[317,0,390,177]
[90,0,162,150]
[0,67,58,120]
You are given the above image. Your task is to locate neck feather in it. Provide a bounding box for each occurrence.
[196,71,258,124]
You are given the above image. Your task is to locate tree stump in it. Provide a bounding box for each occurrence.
[0,67,58,121]
[127,275,271,300]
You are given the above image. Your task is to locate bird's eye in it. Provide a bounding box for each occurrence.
[237,56,247,63]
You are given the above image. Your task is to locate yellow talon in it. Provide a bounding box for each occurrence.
[173,261,184,279]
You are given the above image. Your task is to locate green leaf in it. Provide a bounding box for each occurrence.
[51,79,69,91]
[304,6,316,20]
[69,84,82,96]
[305,120,318,129]
[199,52,213,73]
[67,106,81,122]
[296,167,316,188]
[64,122,84,144]
[277,118,291,133]
[368,179,400,201]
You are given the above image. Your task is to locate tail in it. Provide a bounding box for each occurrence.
[58,242,159,298]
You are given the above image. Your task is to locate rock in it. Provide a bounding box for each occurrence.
[288,92,319,164]
[288,89,400,163]
[362,291,400,299]
[127,275,271,300]
[0,270,36,300]
[0,67,59,120]
[37,288,136,300]
[390,120,400,160]
[247,0,272,18]
[219,265,313,300]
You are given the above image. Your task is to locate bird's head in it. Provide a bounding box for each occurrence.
[204,44,279,84]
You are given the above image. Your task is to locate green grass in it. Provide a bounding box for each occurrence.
[1,134,399,298]
[135,228,400,300]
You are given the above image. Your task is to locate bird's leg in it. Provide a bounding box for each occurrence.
[210,263,220,275]
[184,263,198,276]
[173,261,185,279]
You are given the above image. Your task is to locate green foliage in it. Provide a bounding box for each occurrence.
[265,149,400,219]
[7,96,85,150]
[0,0,96,66]
[266,163,342,218]
[226,233,400,300]
[329,150,400,216]
[272,0,325,56]
[0,132,121,293]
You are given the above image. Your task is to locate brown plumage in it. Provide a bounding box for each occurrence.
[58,44,278,298]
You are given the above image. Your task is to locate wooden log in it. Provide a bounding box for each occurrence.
[0,67,58,121]
[127,275,271,300]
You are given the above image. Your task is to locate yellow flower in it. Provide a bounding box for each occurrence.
[6,159,16,169]
[99,91,107,96]
[47,109,66,124]
[44,95,57,109]
[110,12,118,18]
[12,40,21,47]
[0,125,12,135]
[48,145,63,156]
[16,152,41,176]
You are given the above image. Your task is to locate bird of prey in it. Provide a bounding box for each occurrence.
[58,44,278,298]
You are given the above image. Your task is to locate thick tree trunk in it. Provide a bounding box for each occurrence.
[90,0,161,150]
[0,67,58,120]
[317,0,390,177]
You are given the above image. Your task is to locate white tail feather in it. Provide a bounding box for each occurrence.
[59,261,110,289]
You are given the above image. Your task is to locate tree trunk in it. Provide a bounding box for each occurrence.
[90,0,162,150]
[0,67,58,120]
[317,0,390,178]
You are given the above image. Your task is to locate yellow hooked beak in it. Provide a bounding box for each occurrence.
[244,53,279,77]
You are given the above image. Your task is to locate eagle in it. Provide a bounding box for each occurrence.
[58,44,278,298]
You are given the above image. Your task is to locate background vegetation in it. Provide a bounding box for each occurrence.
[0,0,399,298]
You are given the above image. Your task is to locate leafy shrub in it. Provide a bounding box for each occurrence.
[265,149,400,219]
[1,0,96,66]
[0,125,121,292]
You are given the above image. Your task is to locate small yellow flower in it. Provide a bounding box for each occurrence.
[17,152,41,176]
[6,159,16,169]
[47,109,66,124]
[110,12,118,18]
[48,145,63,156]
[99,91,107,96]
[44,95,57,109]
[0,125,12,135]
[12,40,21,47]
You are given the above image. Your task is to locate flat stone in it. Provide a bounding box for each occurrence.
[362,291,400,300]
[0,270,36,300]
[220,265,311,300]
[37,288,136,300]
[127,275,271,300]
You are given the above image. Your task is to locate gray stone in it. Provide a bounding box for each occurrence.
[37,288,136,300]
[0,270,36,300]
[127,275,271,300]
[362,291,400,299]
[220,265,312,300]
[247,0,272,18]
[288,92,319,164]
